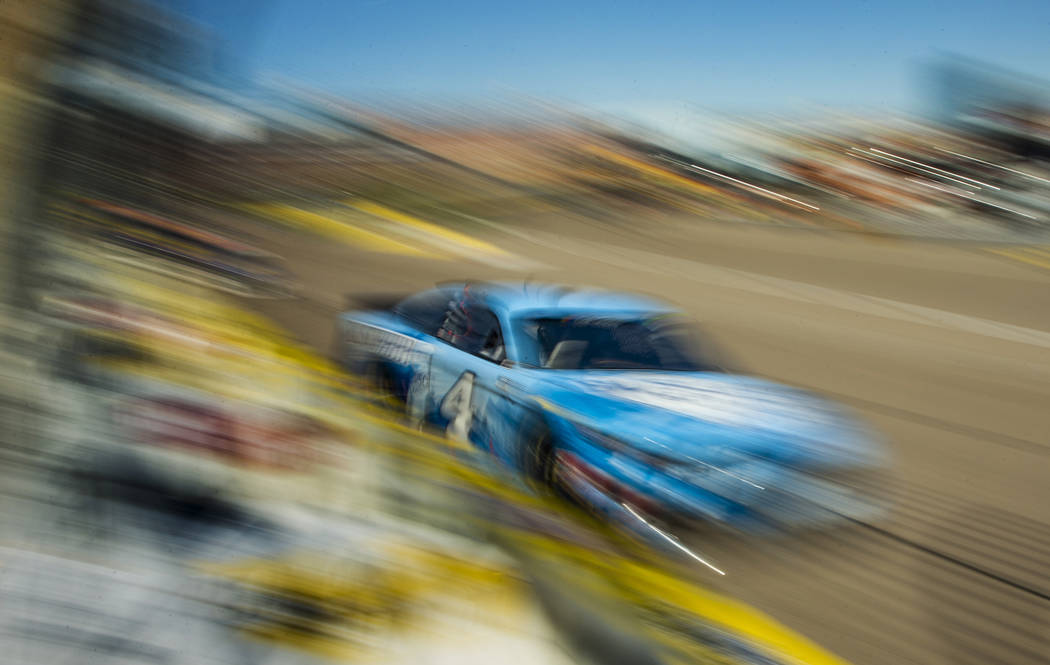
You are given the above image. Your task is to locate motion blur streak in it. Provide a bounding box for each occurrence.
[622,502,727,576]
[684,162,821,211]
[1,2,1049,665]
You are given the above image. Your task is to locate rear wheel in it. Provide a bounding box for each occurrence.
[523,424,562,494]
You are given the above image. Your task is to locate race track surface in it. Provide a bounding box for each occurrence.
[234,211,1050,665]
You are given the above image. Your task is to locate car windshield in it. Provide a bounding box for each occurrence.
[518,315,724,371]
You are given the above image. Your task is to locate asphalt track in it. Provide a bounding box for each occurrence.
[234,209,1050,665]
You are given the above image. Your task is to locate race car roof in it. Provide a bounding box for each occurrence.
[452,281,678,316]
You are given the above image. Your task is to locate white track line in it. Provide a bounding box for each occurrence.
[488,226,1050,350]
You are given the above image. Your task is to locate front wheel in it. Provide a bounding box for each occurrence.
[362,361,404,412]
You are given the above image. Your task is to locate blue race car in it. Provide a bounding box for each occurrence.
[335,282,886,533]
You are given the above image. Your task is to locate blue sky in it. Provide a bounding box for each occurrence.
[187,0,1050,116]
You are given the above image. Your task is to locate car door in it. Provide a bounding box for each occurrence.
[425,299,510,455]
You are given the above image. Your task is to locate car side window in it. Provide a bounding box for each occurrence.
[478,321,506,363]
[438,301,505,363]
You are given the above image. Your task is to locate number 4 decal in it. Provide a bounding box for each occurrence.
[440,371,476,443]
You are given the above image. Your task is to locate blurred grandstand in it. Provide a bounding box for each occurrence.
[9,2,1050,278]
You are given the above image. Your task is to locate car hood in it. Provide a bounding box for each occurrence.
[534,371,882,468]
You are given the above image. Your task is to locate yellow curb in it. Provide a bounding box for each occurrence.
[243,203,438,257]
[347,200,511,258]
[987,245,1050,271]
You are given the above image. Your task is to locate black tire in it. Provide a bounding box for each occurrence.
[366,361,403,410]
[522,422,560,492]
